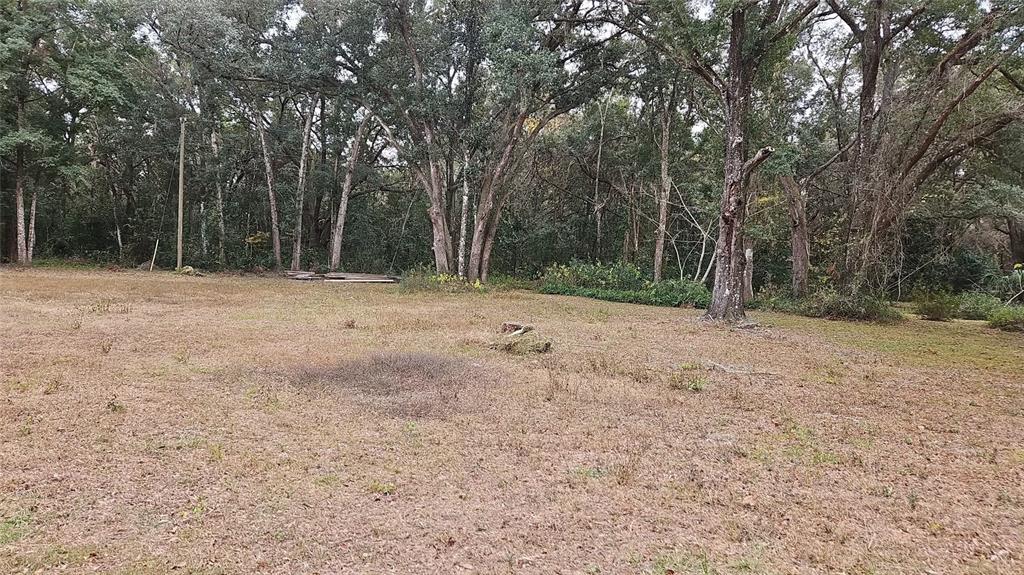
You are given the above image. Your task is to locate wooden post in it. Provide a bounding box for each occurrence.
[176,117,185,270]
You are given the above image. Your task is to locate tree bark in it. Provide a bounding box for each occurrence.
[290,94,318,271]
[14,93,28,265]
[457,150,471,278]
[210,125,227,266]
[255,109,283,269]
[329,115,369,271]
[27,186,36,265]
[780,175,811,297]
[1009,216,1024,267]
[654,83,676,281]
[704,9,772,322]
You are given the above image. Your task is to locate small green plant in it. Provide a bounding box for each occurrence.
[106,396,126,413]
[0,512,32,545]
[670,371,708,392]
[367,480,397,496]
[912,289,958,321]
[988,306,1024,332]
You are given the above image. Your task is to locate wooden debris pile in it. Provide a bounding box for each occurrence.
[284,271,399,284]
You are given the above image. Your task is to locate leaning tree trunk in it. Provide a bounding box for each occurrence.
[255,111,283,269]
[290,95,318,271]
[780,175,811,297]
[329,115,369,271]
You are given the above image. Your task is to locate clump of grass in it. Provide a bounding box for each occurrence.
[99,338,114,354]
[106,396,126,413]
[988,306,1024,332]
[367,480,396,496]
[669,371,708,392]
[0,512,32,545]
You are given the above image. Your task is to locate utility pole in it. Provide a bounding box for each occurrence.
[177,117,185,270]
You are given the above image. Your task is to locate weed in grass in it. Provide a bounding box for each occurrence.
[99,338,113,354]
[573,466,607,479]
[0,512,32,545]
[368,480,397,496]
[908,493,920,511]
[670,371,709,392]
[314,474,341,487]
[106,396,126,413]
[43,374,64,395]
[174,348,190,364]
[207,442,224,462]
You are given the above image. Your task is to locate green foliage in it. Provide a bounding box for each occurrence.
[956,292,1002,320]
[799,289,903,323]
[912,290,959,321]
[539,262,710,308]
[400,267,485,294]
[988,307,1024,332]
[752,285,902,323]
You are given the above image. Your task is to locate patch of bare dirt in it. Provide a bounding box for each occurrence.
[289,351,484,418]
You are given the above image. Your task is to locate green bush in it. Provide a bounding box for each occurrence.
[988,306,1024,332]
[956,292,1002,320]
[801,288,903,323]
[750,285,901,323]
[912,290,958,321]
[540,262,710,308]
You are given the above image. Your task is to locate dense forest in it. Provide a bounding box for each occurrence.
[2,0,1023,321]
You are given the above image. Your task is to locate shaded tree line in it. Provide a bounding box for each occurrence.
[1,0,1022,322]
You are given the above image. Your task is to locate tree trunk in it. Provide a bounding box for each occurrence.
[210,126,227,266]
[255,110,283,269]
[1009,216,1024,267]
[14,93,28,265]
[705,9,766,322]
[654,84,676,281]
[27,186,36,265]
[290,95,318,271]
[329,115,369,271]
[780,175,811,297]
[457,150,471,278]
[743,240,754,303]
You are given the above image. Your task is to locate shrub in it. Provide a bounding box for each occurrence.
[913,290,958,321]
[400,266,485,293]
[747,283,801,313]
[798,288,903,323]
[956,292,1002,320]
[540,261,710,308]
[988,306,1024,332]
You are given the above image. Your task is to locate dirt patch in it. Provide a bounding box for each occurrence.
[291,352,485,418]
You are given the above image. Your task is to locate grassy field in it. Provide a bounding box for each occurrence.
[2,268,1023,574]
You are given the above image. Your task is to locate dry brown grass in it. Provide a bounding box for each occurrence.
[1,267,1023,574]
